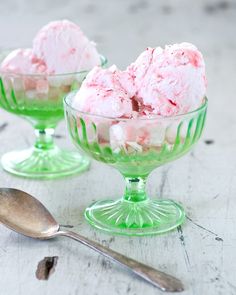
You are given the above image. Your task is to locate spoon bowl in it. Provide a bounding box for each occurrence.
[0,188,59,239]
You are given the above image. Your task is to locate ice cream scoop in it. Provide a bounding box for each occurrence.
[0,19,105,99]
[33,20,100,74]
[1,48,46,75]
[1,19,101,76]
[73,42,206,119]
[71,42,207,153]
[73,65,134,118]
[128,42,206,116]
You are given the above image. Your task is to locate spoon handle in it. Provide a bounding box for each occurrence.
[58,230,183,292]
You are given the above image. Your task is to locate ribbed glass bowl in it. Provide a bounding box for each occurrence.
[64,92,207,236]
[0,55,107,179]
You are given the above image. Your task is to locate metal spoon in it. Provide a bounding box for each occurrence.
[0,188,184,292]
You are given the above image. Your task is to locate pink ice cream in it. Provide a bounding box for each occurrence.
[73,65,134,118]
[0,20,102,100]
[74,42,206,118]
[33,20,100,74]
[109,121,166,153]
[1,20,101,76]
[72,42,206,153]
[128,42,206,116]
[1,48,46,75]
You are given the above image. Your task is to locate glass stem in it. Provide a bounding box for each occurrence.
[34,128,55,150]
[123,177,148,202]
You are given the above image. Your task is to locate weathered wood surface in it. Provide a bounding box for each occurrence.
[0,0,236,294]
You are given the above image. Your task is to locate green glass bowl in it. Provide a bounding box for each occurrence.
[0,55,108,179]
[64,92,208,236]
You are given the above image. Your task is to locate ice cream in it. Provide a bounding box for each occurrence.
[1,20,100,76]
[0,48,46,75]
[0,20,102,100]
[128,42,206,116]
[33,20,100,74]
[73,65,135,118]
[74,42,206,118]
[71,42,207,153]
[109,121,166,153]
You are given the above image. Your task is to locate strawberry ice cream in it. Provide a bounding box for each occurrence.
[1,20,101,76]
[1,48,46,75]
[0,48,48,96]
[0,20,103,100]
[73,65,134,118]
[109,121,166,153]
[72,42,206,153]
[33,20,100,74]
[74,42,206,118]
[128,42,206,116]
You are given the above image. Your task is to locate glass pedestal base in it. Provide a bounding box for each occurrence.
[85,199,185,236]
[1,146,90,179]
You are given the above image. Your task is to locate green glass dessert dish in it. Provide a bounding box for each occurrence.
[64,93,207,236]
[0,56,107,179]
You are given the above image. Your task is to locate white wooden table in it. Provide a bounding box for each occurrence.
[0,0,236,294]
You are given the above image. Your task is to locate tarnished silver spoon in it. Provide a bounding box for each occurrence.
[0,188,184,292]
